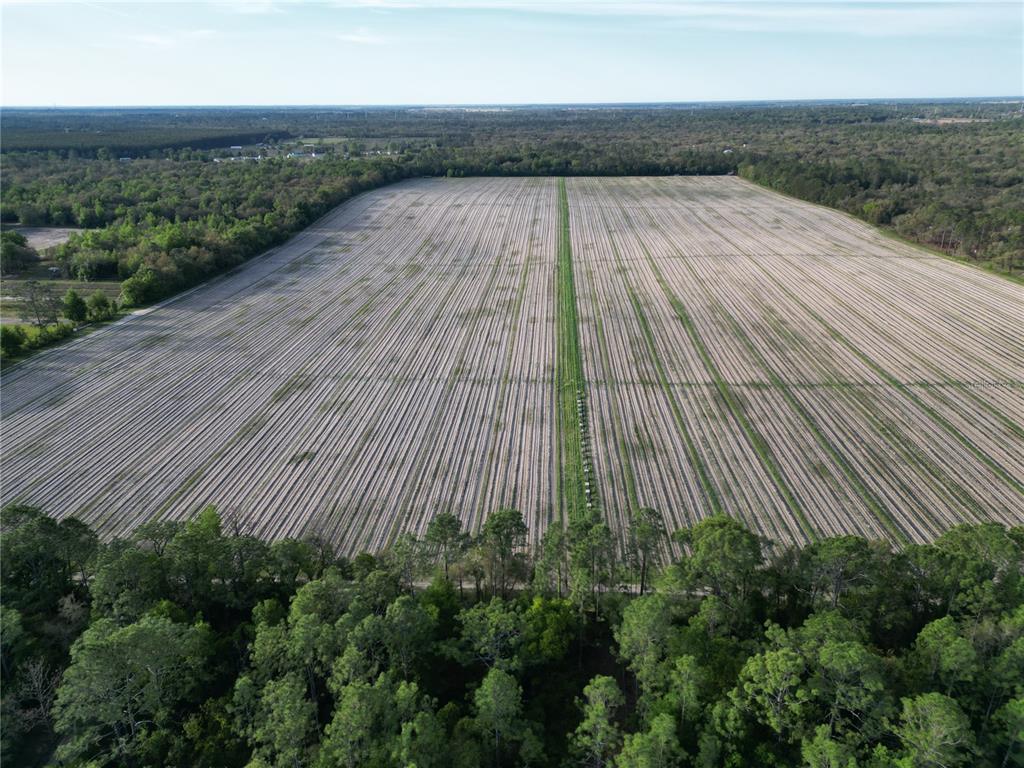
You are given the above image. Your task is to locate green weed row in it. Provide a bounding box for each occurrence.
[556,179,594,521]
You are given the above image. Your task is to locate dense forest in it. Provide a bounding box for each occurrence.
[0,102,1020,318]
[2,504,1021,767]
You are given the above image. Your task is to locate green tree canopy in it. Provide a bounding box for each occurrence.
[53,615,212,765]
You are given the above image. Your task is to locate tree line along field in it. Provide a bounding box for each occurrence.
[2,103,1021,292]
[1,176,1022,552]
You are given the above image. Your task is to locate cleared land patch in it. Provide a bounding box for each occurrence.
[2,177,1022,551]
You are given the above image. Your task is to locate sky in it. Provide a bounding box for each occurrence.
[1,0,1021,106]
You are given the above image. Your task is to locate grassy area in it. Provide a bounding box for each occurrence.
[792,285,1024,499]
[1,251,121,323]
[0,321,77,367]
[0,308,127,367]
[1,281,121,322]
[1,243,122,362]
[555,178,592,521]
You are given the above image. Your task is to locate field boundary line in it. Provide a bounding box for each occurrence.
[757,308,989,526]
[629,179,906,542]
[653,177,1020,539]
[556,179,596,521]
[760,251,1024,444]
[661,179,1018,533]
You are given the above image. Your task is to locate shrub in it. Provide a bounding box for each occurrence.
[0,230,38,274]
[86,291,115,322]
[62,289,87,323]
[0,324,27,358]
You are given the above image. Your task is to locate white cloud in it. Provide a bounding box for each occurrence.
[323,0,1014,8]
[658,1,1016,37]
[322,0,1019,37]
[334,27,386,44]
[217,0,288,15]
[126,33,177,47]
[122,28,221,49]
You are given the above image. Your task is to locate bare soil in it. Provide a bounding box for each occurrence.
[2,178,1021,552]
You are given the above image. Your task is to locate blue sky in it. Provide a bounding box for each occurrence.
[2,1,1021,105]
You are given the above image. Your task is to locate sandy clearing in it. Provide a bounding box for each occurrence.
[8,226,84,251]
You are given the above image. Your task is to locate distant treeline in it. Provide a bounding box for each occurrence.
[0,103,1020,311]
[1,108,297,153]
[0,129,292,154]
[2,504,1021,767]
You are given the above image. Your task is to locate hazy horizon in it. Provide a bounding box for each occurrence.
[2,1,1021,107]
[3,97,1022,109]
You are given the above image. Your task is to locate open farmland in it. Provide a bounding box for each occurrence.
[568,177,1024,547]
[2,176,1022,552]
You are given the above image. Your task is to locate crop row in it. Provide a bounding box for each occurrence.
[2,176,1021,551]
[566,176,1023,544]
[2,178,562,551]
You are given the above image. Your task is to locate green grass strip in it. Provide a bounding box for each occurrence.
[556,179,593,520]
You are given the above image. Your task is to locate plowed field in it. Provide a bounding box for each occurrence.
[3,177,1021,551]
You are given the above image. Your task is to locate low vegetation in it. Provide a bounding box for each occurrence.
[0,230,38,274]
[555,178,592,521]
[2,504,1020,767]
[0,283,117,362]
